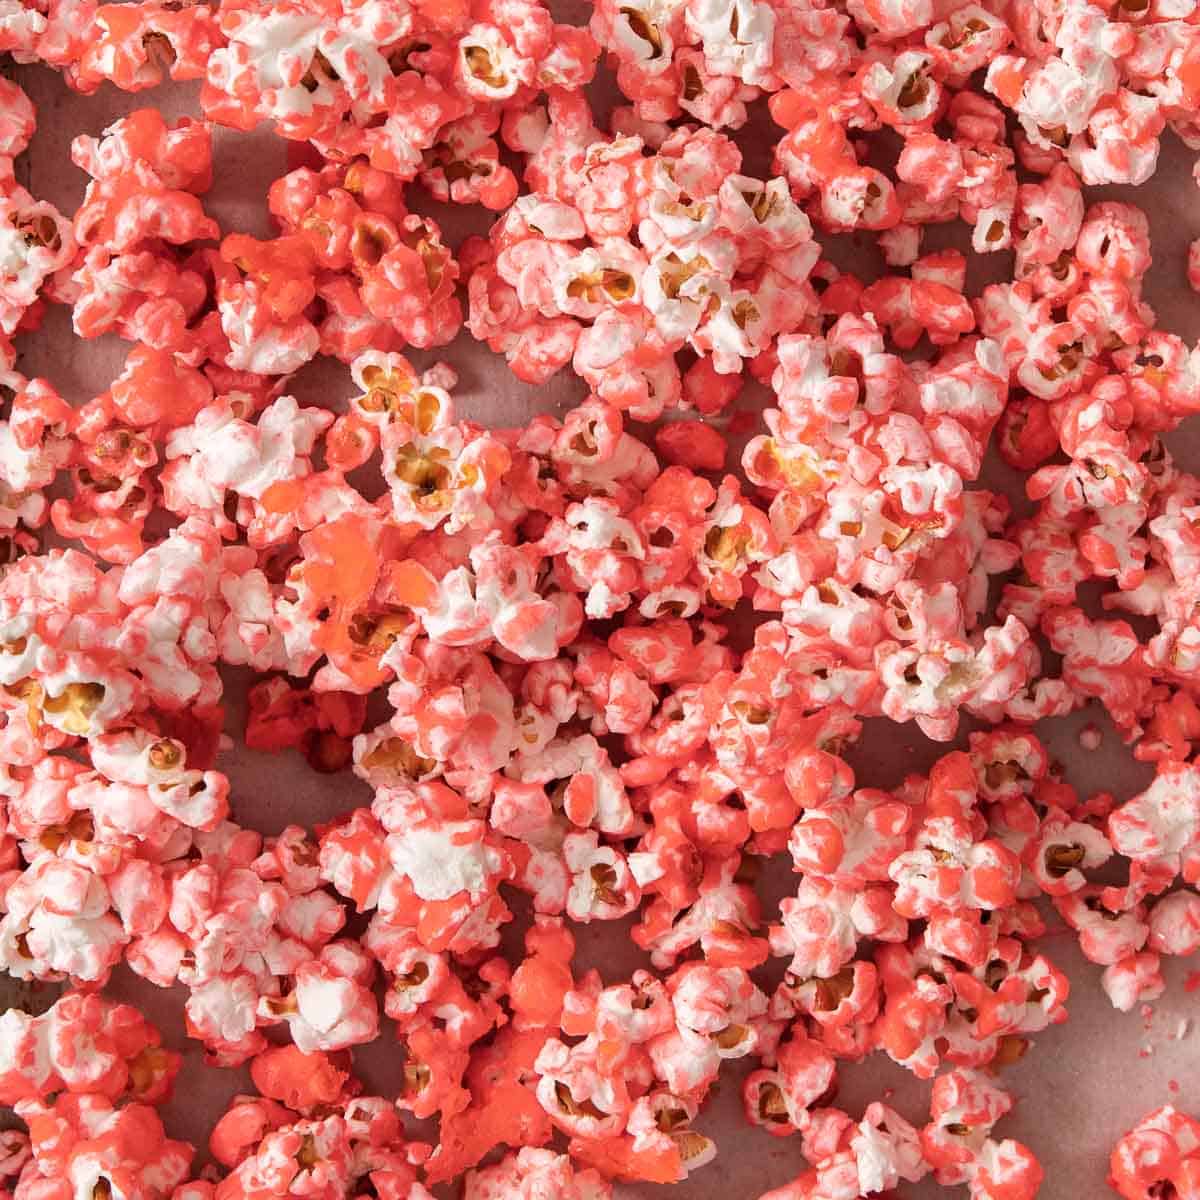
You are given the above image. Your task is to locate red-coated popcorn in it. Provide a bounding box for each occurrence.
[1147,888,1200,956]
[464,1148,611,1200]
[1101,949,1166,1012]
[0,990,179,1105]
[755,1030,837,1130]
[76,3,220,92]
[0,79,35,161]
[1027,810,1113,896]
[1109,760,1200,886]
[922,1069,1041,1199]
[257,943,379,1052]
[0,1126,29,1195]
[0,184,74,336]
[91,727,230,831]
[568,1089,714,1182]
[73,133,218,254]
[951,943,1069,1045]
[249,1045,351,1113]
[0,856,126,982]
[1055,885,1150,967]
[1111,1105,1200,1200]
[17,1095,194,1200]
[761,1101,928,1199]
[0,375,73,534]
[0,520,227,747]
[212,1094,432,1200]
[772,876,906,980]
[891,816,1021,915]
[625,961,771,1100]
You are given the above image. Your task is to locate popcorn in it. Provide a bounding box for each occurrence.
[921,1069,1042,1199]
[213,1096,432,1200]
[0,188,74,336]
[17,1096,194,1200]
[257,945,379,1052]
[10,0,1200,1192]
[1147,888,1200,956]
[761,1102,928,1198]
[1111,1106,1200,1200]
[0,856,127,982]
[1102,950,1166,1012]
[1055,886,1150,967]
[464,1148,611,1200]
[0,990,179,1105]
[771,877,906,980]
[1109,761,1200,884]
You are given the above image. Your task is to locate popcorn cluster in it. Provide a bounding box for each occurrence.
[3,0,1200,1194]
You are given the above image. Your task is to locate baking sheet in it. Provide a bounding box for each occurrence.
[6,47,1200,1200]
